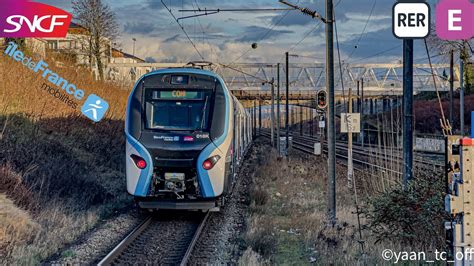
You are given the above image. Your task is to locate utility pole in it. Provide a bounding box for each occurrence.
[271,78,275,147]
[460,55,464,136]
[277,63,281,154]
[259,100,262,133]
[253,100,257,139]
[132,38,137,56]
[450,50,454,128]
[360,78,364,146]
[286,52,290,156]
[402,39,414,186]
[326,0,336,225]
[347,88,353,188]
[300,106,303,135]
[357,80,360,113]
[280,0,335,224]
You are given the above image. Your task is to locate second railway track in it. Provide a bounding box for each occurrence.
[98,211,210,265]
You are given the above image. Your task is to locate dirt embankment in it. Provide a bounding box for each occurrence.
[0,54,131,264]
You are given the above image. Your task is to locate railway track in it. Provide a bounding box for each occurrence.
[98,211,210,265]
[260,130,444,175]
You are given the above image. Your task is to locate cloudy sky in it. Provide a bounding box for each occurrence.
[37,0,445,64]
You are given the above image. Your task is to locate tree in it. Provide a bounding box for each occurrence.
[427,28,474,94]
[72,0,119,81]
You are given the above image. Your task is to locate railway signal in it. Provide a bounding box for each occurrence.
[317,89,327,109]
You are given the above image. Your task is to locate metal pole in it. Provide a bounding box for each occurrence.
[450,50,454,128]
[357,80,360,113]
[461,57,464,136]
[326,0,336,225]
[348,88,353,188]
[403,39,414,186]
[360,78,364,146]
[271,78,275,147]
[253,100,256,139]
[286,52,290,155]
[260,100,262,131]
[277,63,281,154]
[300,106,303,135]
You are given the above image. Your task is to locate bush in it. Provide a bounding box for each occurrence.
[251,187,269,206]
[245,218,276,257]
[362,174,449,249]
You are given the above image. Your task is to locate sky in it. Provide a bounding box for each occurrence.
[36,0,447,64]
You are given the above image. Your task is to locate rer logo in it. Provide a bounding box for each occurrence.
[0,0,72,38]
[436,0,474,40]
[81,94,109,122]
[393,1,431,39]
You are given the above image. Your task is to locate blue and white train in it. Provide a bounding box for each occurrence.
[125,68,252,211]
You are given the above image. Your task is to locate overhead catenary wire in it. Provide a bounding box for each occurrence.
[217,63,271,84]
[345,0,377,62]
[162,0,205,60]
[191,0,219,63]
[228,2,299,65]
[334,9,346,108]
[347,44,401,64]
[283,0,341,58]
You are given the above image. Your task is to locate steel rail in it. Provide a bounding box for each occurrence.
[98,217,153,266]
[180,211,210,266]
[98,211,210,266]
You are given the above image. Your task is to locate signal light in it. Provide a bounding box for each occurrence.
[131,154,147,169]
[317,89,327,109]
[202,155,221,170]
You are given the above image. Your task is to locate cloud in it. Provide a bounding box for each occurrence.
[123,21,156,34]
[163,34,181,43]
[236,26,293,42]
[146,0,220,10]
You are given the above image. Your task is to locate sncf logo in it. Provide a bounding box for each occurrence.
[0,0,71,38]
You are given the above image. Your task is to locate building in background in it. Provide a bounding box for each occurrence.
[43,22,112,68]
[0,38,47,58]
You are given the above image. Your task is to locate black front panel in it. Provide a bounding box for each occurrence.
[210,82,226,141]
[140,131,212,164]
[128,81,144,139]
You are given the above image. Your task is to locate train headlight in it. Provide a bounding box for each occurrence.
[131,154,147,169]
[202,155,221,170]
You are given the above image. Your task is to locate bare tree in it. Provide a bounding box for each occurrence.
[427,27,474,93]
[72,0,119,80]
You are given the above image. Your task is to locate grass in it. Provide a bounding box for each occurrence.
[0,48,132,264]
[241,139,445,265]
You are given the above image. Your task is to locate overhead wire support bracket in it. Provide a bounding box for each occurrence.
[177,10,219,22]
[279,0,328,23]
[177,7,293,21]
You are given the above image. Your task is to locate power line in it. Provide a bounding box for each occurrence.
[345,0,377,61]
[334,8,346,107]
[218,63,270,84]
[179,7,293,12]
[229,1,299,65]
[347,44,401,64]
[161,0,205,60]
[191,0,219,63]
[285,0,342,56]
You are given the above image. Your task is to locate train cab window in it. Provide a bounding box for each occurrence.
[144,89,213,131]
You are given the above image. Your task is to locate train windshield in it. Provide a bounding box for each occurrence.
[145,89,213,131]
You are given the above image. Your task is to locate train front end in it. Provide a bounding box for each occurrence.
[125,69,233,210]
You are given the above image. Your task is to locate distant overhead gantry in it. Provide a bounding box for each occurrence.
[104,62,460,97]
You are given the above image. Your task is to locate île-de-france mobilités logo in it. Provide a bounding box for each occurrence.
[0,0,72,38]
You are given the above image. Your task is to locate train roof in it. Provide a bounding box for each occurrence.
[143,68,221,79]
